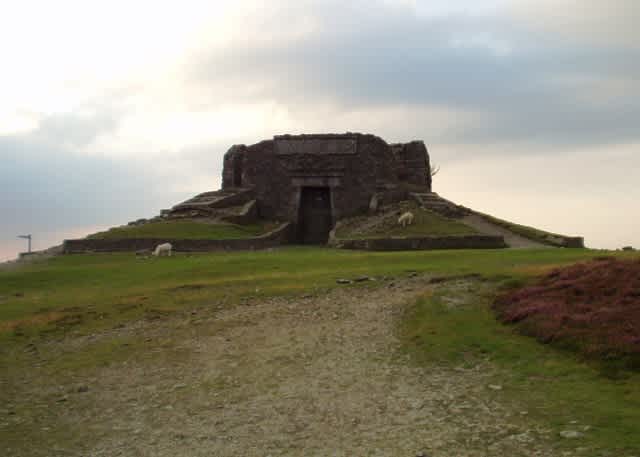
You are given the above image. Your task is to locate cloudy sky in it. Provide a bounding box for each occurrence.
[1,0,638,260]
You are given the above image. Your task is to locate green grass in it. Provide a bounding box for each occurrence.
[2,247,640,454]
[400,277,640,454]
[0,247,622,339]
[87,220,275,240]
[335,203,477,239]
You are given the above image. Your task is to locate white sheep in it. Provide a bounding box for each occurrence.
[153,242,173,257]
[398,211,414,228]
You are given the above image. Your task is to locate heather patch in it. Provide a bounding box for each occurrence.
[495,258,640,370]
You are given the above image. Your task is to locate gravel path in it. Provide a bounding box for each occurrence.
[5,277,568,456]
[79,277,563,456]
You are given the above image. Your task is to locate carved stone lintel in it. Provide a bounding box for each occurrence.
[279,154,347,173]
[276,138,357,155]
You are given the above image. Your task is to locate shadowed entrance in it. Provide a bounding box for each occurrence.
[298,187,332,244]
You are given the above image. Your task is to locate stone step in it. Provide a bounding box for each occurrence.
[410,192,471,219]
[169,187,255,217]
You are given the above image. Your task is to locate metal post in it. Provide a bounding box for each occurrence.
[18,234,32,253]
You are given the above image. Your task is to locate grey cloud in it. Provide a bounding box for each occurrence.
[0,113,192,249]
[28,87,136,148]
[510,0,639,48]
[31,109,120,148]
[190,0,640,150]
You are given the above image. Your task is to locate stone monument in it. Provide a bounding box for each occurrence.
[171,133,432,244]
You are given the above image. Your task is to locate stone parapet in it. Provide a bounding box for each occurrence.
[329,234,507,251]
[63,223,294,254]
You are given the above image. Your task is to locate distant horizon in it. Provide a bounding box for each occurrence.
[1,159,636,262]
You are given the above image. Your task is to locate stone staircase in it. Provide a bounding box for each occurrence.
[167,188,255,218]
[410,192,472,219]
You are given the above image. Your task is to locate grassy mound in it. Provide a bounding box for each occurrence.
[88,220,277,240]
[335,201,477,239]
[494,257,640,370]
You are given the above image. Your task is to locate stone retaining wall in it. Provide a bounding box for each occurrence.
[330,234,507,251]
[63,223,294,254]
[548,236,585,248]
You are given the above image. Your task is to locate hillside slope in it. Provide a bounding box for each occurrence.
[2,248,640,455]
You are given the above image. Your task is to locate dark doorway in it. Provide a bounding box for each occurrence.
[233,155,243,187]
[298,187,332,244]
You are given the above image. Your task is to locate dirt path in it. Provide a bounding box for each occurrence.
[5,277,568,456]
[462,215,549,249]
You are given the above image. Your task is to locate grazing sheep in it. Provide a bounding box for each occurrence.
[153,242,173,257]
[398,211,414,228]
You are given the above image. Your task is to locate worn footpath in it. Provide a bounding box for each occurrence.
[3,276,573,456]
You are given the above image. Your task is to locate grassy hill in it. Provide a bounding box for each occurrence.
[87,219,278,240]
[2,247,640,454]
[335,202,477,239]
[0,248,604,334]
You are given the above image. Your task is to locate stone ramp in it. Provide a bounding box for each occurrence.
[462,214,549,249]
[411,192,549,248]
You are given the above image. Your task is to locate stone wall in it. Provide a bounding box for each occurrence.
[565,237,585,248]
[330,234,507,251]
[63,223,294,254]
[221,133,432,225]
[390,141,432,190]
